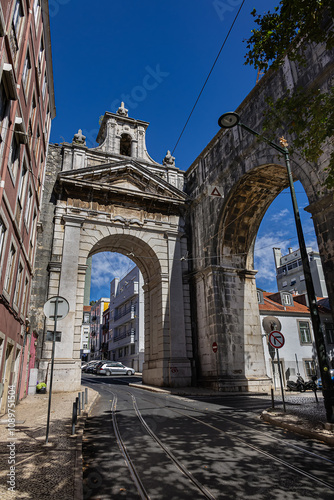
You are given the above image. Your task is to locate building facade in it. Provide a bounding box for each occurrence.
[0,0,55,413]
[89,298,109,361]
[273,247,328,297]
[108,267,144,372]
[80,305,91,361]
[258,290,334,388]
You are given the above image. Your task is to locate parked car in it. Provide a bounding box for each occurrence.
[82,361,101,373]
[92,361,105,374]
[96,362,118,375]
[101,362,135,376]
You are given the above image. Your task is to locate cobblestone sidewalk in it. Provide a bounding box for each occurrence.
[0,388,98,499]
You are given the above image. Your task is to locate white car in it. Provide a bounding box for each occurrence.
[97,362,135,376]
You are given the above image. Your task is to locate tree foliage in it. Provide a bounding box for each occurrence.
[244,0,334,189]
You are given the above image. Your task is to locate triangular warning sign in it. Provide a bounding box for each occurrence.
[211,187,222,197]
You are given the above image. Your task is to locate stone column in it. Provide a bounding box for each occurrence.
[194,265,270,392]
[45,215,84,392]
[165,232,192,386]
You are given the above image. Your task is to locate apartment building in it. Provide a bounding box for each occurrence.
[0,0,55,413]
[89,297,109,360]
[109,267,144,372]
[273,247,328,297]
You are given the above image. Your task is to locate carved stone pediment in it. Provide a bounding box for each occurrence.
[57,160,188,206]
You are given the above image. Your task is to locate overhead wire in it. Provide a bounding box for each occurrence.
[171,0,246,155]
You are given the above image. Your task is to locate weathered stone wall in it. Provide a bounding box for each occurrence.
[185,41,334,389]
[29,144,62,361]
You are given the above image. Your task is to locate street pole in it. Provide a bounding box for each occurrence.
[276,349,286,412]
[217,112,334,423]
[46,296,59,444]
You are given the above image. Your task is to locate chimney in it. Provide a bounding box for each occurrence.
[273,248,282,269]
[288,247,293,254]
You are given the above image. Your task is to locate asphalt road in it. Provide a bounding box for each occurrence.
[82,374,334,500]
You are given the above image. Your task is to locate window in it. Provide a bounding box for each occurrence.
[287,261,298,271]
[35,125,41,162]
[304,359,316,378]
[29,210,37,260]
[10,0,24,62]
[0,82,9,144]
[18,162,27,205]
[24,187,32,226]
[290,279,296,286]
[22,50,31,93]
[0,217,7,264]
[281,292,293,306]
[298,320,312,344]
[120,133,132,156]
[325,323,334,344]
[33,0,40,27]
[282,281,287,287]
[38,36,44,74]
[4,243,17,294]
[22,276,29,316]
[300,275,305,281]
[8,134,20,181]
[83,312,90,324]
[131,344,135,355]
[13,261,23,307]
[42,72,47,99]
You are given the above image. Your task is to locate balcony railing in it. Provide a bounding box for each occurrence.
[114,305,136,321]
[114,329,136,343]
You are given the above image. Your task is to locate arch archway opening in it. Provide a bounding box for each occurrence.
[82,233,162,377]
[120,133,132,157]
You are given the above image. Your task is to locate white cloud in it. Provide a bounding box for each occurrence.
[254,233,292,291]
[90,252,135,289]
[270,208,290,222]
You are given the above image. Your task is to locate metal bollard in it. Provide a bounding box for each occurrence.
[271,388,275,409]
[85,387,88,405]
[82,391,85,411]
[71,401,77,435]
[78,393,81,415]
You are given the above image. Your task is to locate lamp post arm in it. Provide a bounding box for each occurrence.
[238,122,285,155]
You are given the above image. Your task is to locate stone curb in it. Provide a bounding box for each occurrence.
[261,410,334,446]
[129,383,268,397]
[72,390,100,500]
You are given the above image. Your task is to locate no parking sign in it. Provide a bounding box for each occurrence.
[269,330,285,349]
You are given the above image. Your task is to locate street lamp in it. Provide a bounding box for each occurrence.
[218,111,334,423]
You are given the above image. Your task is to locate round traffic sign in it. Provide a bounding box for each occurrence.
[43,296,69,320]
[269,330,285,349]
[212,342,218,353]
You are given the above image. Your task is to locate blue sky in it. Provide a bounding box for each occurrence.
[48,0,318,301]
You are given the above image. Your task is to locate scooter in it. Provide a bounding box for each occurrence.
[304,375,318,392]
[286,375,306,392]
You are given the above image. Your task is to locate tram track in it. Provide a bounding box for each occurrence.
[83,379,334,498]
[110,389,217,499]
[127,390,334,492]
[136,391,334,466]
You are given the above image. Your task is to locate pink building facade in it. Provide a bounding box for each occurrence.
[0,0,55,413]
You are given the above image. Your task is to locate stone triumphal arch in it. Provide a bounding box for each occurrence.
[31,42,334,393]
[32,103,193,391]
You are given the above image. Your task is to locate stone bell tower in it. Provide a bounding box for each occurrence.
[96,102,158,164]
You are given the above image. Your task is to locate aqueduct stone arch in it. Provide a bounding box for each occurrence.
[185,42,334,390]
